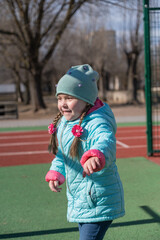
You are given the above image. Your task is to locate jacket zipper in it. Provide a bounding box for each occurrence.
[60,122,72,195]
[60,121,74,221]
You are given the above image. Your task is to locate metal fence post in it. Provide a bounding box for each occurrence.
[143,0,153,156]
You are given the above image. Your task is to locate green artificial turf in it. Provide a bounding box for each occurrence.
[0,126,48,132]
[0,157,160,240]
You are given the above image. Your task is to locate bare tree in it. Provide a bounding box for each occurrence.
[0,0,91,111]
[72,27,118,101]
[121,0,143,102]
[0,0,139,110]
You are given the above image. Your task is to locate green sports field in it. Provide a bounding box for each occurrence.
[0,157,160,240]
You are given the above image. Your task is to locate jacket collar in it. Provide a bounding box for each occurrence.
[87,98,104,115]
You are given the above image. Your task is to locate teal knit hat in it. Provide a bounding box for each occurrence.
[56,64,99,105]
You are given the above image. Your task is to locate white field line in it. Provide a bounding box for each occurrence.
[117,144,160,149]
[0,138,136,148]
[117,136,159,140]
[0,144,148,157]
[117,129,146,133]
[0,135,146,143]
[0,128,153,140]
[117,128,160,134]
[117,144,146,149]
[0,141,48,147]
[0,137,142,151]
[116,140,130,148]
[1,139,147,149]
[0,134,147,151]
[0,150,48,156]
[0,134,48,140]
[2,143,157,157]
[0,133,146,141]
[117,136,146,140]
[0,128,147,140]
[0,135,149,142]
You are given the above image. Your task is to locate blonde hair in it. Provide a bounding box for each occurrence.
[70,104,92,158]
[48,112,62,154]
[48,104,92,158]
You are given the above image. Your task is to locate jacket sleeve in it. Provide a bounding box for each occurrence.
[80,149,106,171]
[45,147,66,185]
[81,122,116,169]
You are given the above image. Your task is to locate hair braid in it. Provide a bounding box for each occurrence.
[70,103,92,158]
[48,112,62,154]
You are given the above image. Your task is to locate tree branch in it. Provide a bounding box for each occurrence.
[36,0,45,31]
[99,0,143,12]
[6,0,28,46]
[41,1,67,41]
[0,29,21,41]
[18,0,33,43]
[41,0,87,67]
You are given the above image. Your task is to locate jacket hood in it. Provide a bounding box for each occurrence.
[86,102,117,134]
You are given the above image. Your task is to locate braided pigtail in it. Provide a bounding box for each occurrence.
[48,112,62,154]
[70,104,92,159]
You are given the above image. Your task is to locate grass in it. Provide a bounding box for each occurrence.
[0,157,160,240]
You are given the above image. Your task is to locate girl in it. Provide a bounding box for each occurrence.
[45,64,125,240]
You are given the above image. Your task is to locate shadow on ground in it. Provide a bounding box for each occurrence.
[0,206,159,239]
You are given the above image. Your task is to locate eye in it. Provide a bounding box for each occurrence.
[57,97,61,101]
[67,96,74,100]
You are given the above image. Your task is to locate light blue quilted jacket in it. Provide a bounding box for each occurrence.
[48,102,125,223]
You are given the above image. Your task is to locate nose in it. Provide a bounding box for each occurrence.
[61,99,67,108]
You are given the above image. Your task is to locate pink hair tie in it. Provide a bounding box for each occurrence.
[72,125,83,137]
[48,123,57,134]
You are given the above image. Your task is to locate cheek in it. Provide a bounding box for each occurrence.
[57,102,61,111]
[74,103,86,115]
[68,101,76,110]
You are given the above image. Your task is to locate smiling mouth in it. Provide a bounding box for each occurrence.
[62,110,71,114]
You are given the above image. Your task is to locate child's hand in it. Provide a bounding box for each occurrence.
[49,180,62,192]
[83,157,101,177]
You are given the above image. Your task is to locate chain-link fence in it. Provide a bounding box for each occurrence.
[143,0,160,156]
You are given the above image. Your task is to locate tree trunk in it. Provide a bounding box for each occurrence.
[126,53,134,91]
[17,81,24,103]
[126,52,140,103]
[30,70,46,111]
[23,80,30,105]
[132,54,139,102]
[16,75,24,103]
[100,67,107,101]
[24,71,31,105]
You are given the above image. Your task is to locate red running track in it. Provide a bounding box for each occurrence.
[0,126,159,167]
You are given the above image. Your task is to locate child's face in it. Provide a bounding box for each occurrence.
[57,94,87,121]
